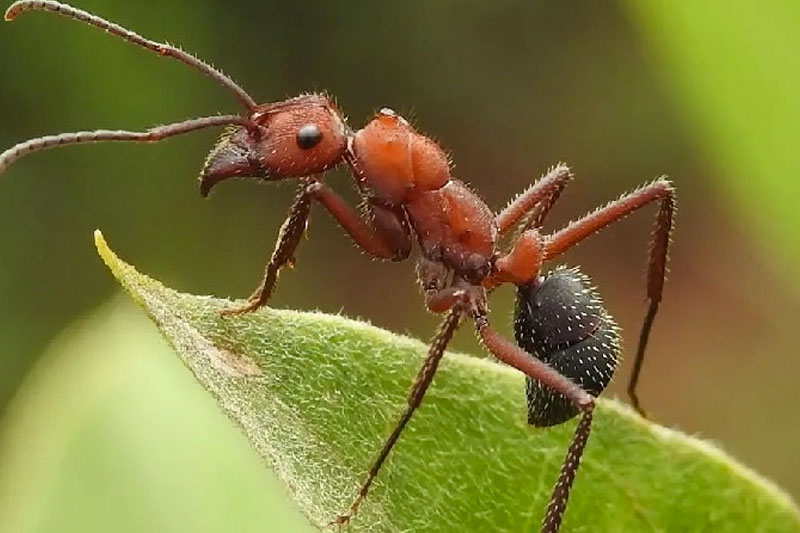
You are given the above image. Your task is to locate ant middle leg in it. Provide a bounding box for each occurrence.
[334,308,463,525]
[543,178,676,416]
[495,163,574,236]
[485,163,570,290]
[222,180,412,316]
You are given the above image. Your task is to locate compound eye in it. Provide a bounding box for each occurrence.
[296,123,323,149]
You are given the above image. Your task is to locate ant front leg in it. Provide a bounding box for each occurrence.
[221,180,314,316]
[334,309,463,526]
[223,180,412,316]
[543,178,676,416]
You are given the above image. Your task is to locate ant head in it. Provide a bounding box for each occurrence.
[200,94,348,196]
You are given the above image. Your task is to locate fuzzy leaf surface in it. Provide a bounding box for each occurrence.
[95,230,800,533]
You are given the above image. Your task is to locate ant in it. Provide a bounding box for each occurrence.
[0,2,676,532]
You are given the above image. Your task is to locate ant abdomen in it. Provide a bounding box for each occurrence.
[514,266,621,427]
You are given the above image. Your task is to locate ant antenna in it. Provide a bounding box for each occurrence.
[4,0,257,110]
[0,115,252,174]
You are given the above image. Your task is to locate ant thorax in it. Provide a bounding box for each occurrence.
[350,109,498,282]
[350,108,451,203]
[405,180,498,283]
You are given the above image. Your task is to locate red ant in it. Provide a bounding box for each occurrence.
[0,2,676,531]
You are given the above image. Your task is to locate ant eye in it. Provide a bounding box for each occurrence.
[296,123,323,149]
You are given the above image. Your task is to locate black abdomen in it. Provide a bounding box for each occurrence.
[514,266,620,427]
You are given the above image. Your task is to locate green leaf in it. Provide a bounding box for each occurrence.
[94,230,799,532]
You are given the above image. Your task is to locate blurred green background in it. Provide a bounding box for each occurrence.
[0,1,798,531]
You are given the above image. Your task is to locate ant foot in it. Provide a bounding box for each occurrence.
[628,393,649,419]
[219,298,264,317]
[327,496,364,529]
[327,511,354,529]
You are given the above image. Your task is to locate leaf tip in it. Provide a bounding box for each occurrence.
[94,229,142,299]
[94,228,110,260]
[94,229,120,278]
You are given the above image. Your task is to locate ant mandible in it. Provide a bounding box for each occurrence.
[0,2,676,532]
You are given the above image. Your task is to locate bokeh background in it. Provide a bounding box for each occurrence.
[1,1,798,531]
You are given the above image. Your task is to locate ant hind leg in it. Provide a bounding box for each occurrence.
[543,178,676,417]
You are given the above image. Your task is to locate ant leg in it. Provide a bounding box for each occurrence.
[541,410,594,533]
[543,178,676,417]
[334,309,463,525]
[221,181,313,316]
[496,163,574,235]
[223,181,411,315]
[473,312,595,533]
[424,288,475,313]
[484,229,545,289]
[474,313,594,412]
[306,182,412,261]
